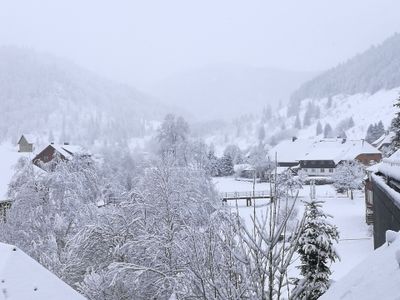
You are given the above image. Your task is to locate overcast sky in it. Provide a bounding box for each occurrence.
[1,0,399,90]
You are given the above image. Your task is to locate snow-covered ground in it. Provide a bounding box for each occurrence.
[321,231,400,300]
[212,177,373,281]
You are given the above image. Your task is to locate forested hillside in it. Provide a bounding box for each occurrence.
[0,47,166,145]
[288,33,400,115]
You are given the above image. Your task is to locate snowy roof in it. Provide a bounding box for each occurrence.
[268,138,316,163]
[320,231,400,300]
[270,138,380,165]
[0,242,85,300]
[48,144,88,160]
[374,132,395,150]
[18,134,36,144]
[301,139,380,164]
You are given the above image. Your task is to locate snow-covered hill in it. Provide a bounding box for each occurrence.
[0,47,167,146]
[202,34,400,153]
[203,87,398,154]
[288,33,400,115]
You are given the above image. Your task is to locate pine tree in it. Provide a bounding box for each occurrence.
[316,121,323,135]
[303,103,313,127]
[326,96,333,109]
[218,155,234,176]
[294,114,302,129]
[323,123,333,138]
[294,200,340,300]
[258,125,266,144]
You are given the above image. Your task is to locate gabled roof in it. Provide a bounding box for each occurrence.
[0,242,85,299]
[17,134,35,144]
[49,144,87,159]
[373,132,395,150]
[268,138,316,163]
[301,139,380,164]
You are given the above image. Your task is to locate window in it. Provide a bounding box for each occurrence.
[320,168,325,173]
[303,168,308,172]
[329,168,333,173]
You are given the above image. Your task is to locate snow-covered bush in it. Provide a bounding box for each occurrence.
[332,160,364,199]
[386,230,398,246]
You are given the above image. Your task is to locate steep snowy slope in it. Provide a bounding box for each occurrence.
[289,33,400,115]
[0,47,167,145]
[203,34,400,153]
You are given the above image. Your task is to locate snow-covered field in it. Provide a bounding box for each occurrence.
[213,177,373,281]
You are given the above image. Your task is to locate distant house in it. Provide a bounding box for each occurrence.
[17,134,35,152]
[32,143,89,171]
[268,138,316,167]
[299,139,381,177]
[372,131,395,152]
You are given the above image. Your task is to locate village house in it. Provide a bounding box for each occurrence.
[298,139,381,177]
[32,143,89,171]
[17,134,35,152]
[371,131,395,152]
[268,137,315,167]
[270,138,381,177]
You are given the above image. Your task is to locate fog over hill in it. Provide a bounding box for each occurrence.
[289,33,400,115]
[149,64,316,121]
[0,47,167,145]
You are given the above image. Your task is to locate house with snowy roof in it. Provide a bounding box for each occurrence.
[268,137,316,167]
[372,131,395,152]
[0,242,85,299]
[17,134,35,153]
[32,143,89,171]
[299,139,381,177]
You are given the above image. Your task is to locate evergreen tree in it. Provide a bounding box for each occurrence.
[326,96,333,109]
[316,121,323,135]
[303,102,313,127]
[323,123,333,138]
[391,96,400,150]
[294,200,340,300]
[294,114,302,129]
[258,125,266,144]
[218,155,234,176]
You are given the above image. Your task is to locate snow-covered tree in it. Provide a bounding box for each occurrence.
[293,200,339,300]
[223,144,243,165]
[218,154,234,176]
[332,160,364,199]
[323,123,333,138]
[157,114,190,166]
[365,121,385,143]
[258,124,266,143]
[316,121,323,135]
[294,114,302,129]
[1,156,102,279]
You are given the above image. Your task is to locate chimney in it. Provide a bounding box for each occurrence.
[292,136,297,142]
